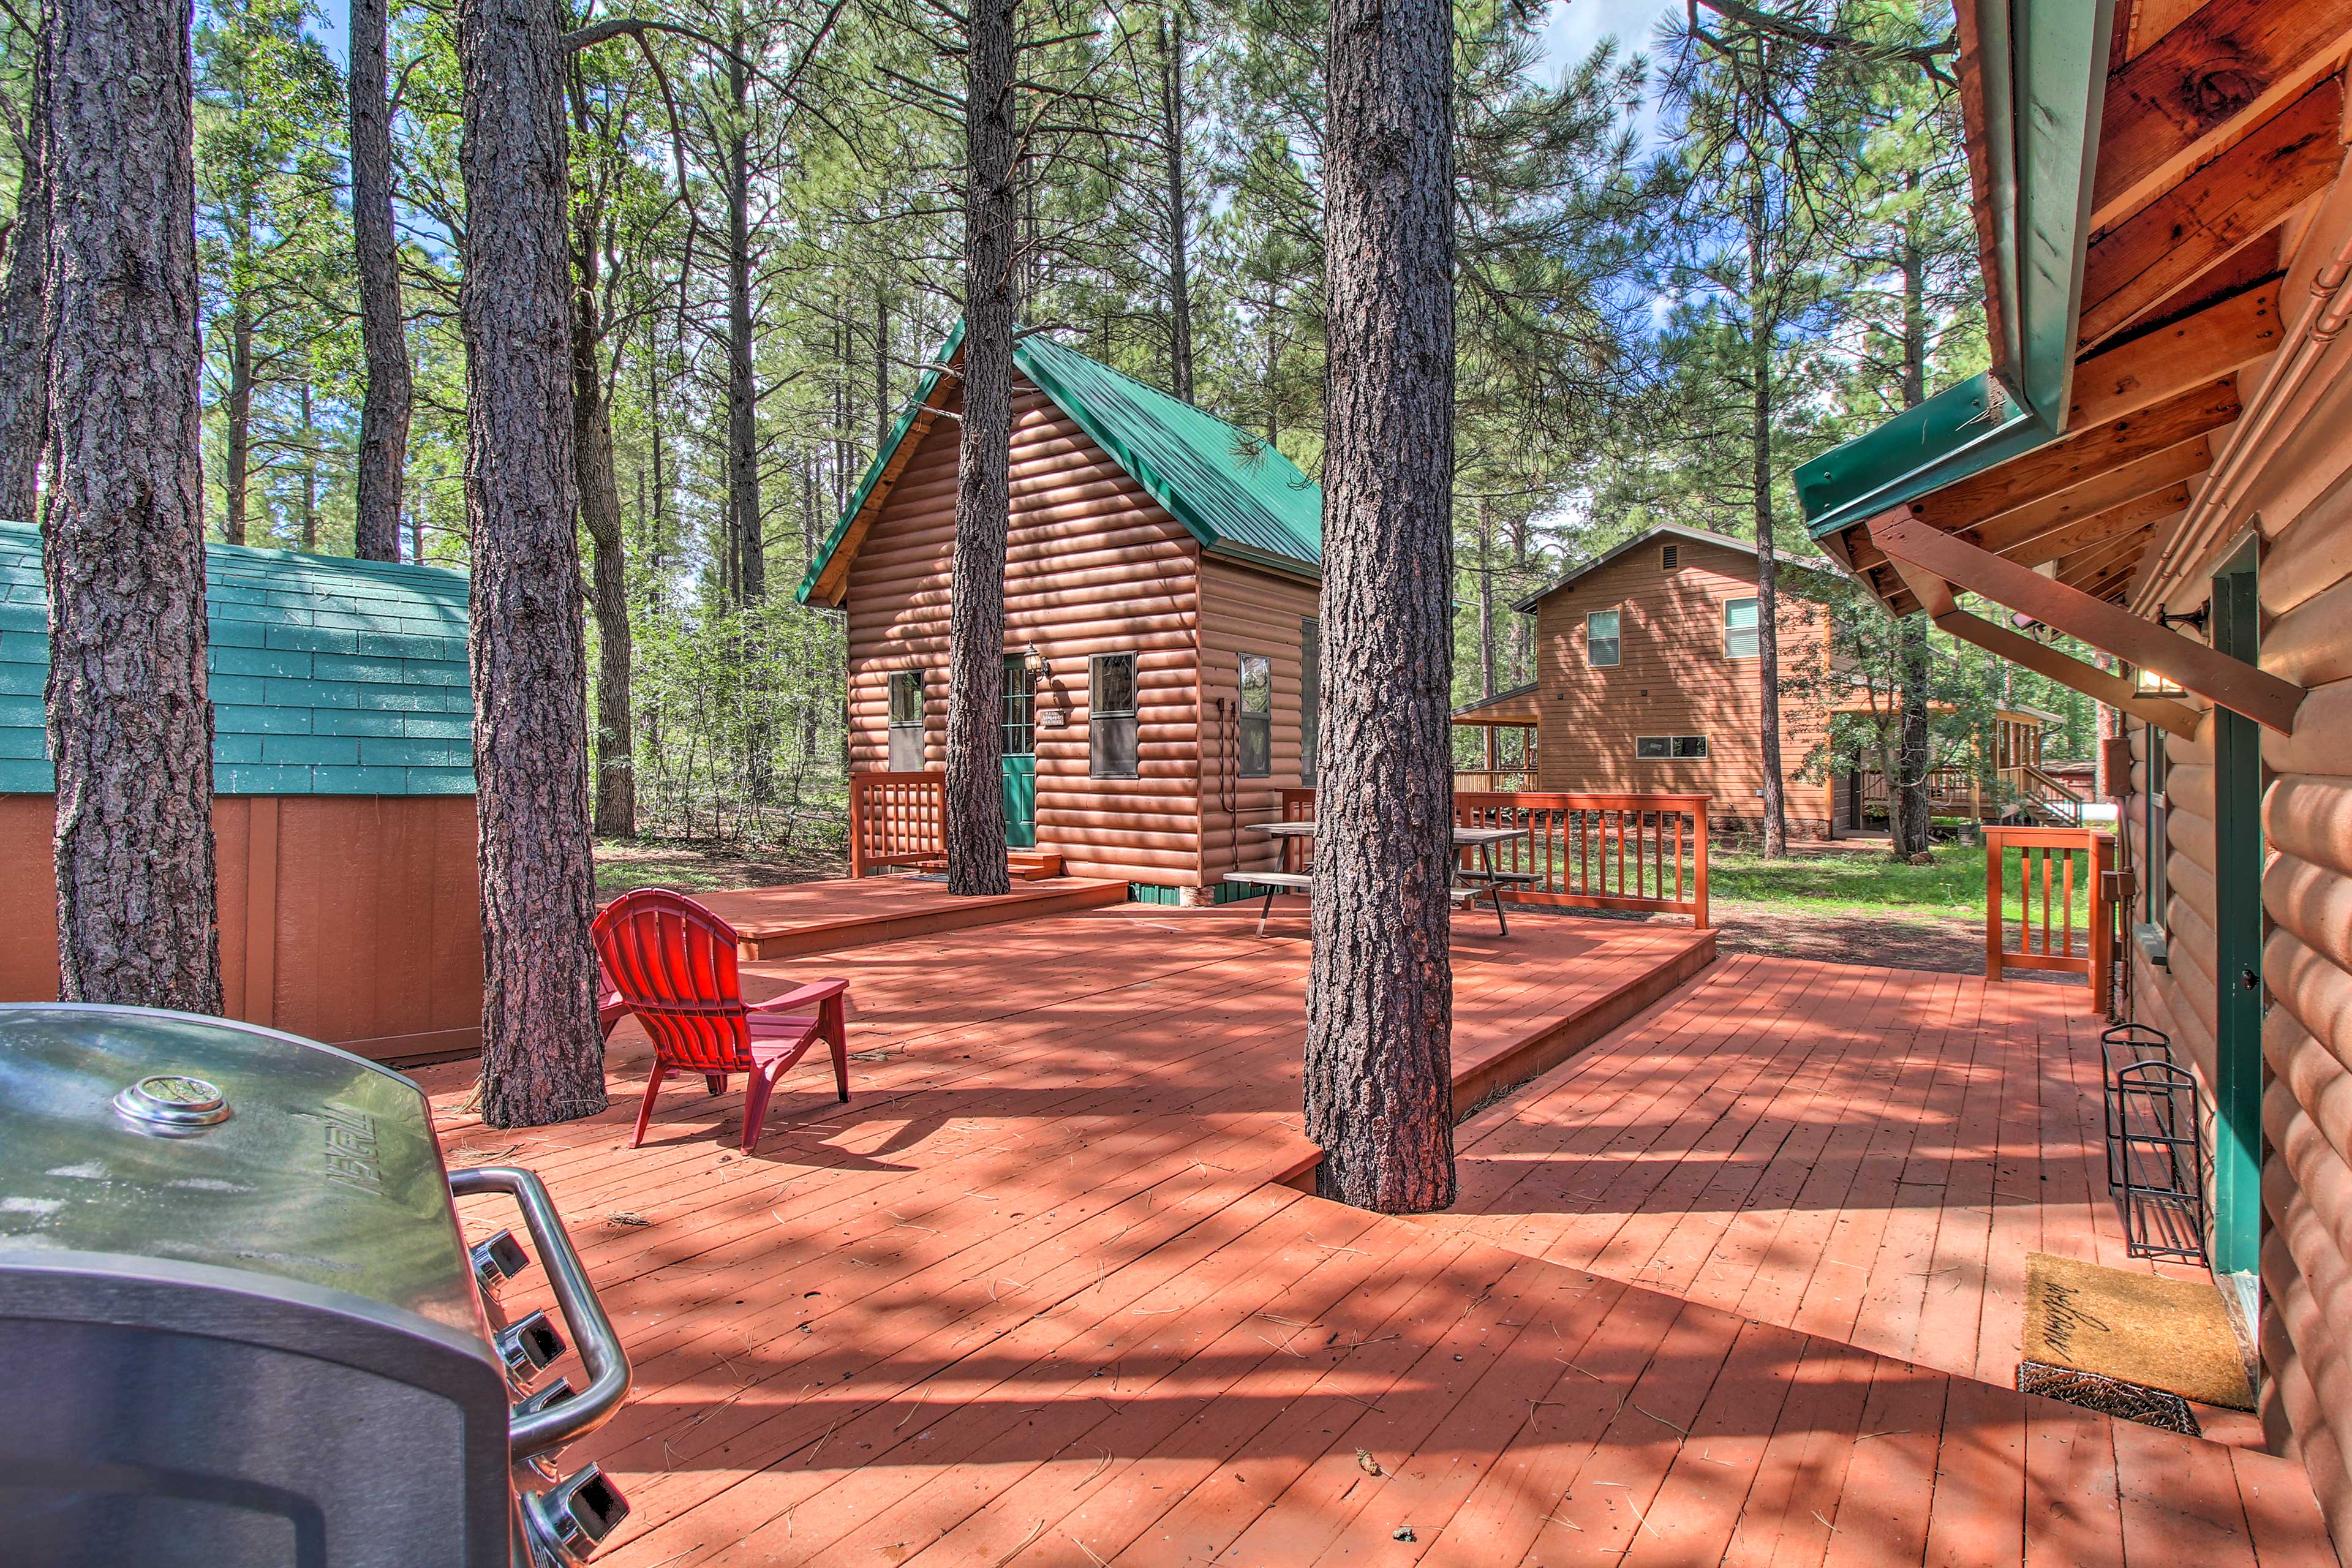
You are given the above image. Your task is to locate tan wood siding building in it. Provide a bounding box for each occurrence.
[1502,526,1838,837]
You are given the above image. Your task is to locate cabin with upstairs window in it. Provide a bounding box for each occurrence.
[797,330,1326,903]
[0,524,483,1064]
[1455,524,1846,838]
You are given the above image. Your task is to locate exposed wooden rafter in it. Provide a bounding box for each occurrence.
[2092,0,2352,230]
[1913,378,2236,534]
[2078,77,2343,350]
[1996,481,2192,573]
[1956,437,2212,562]
[2067,281,2283,428]
[1868,511,2305,734]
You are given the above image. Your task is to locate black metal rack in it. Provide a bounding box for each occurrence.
[2100,1023,2207,1264]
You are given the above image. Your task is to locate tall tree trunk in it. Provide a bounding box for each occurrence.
[351,0,408,562]
[942,0,1016,898]
[0,47,48,521]
[1475,496,1494,698]
[1893,181,1933,858]
[725,36,762,605]
[1306,0,1455,1214]
[573,290,634,839]
[459,0,604,1127]
[224,292,252,543]
[42,0,222,1011]
[298,380,317,549]
[873,291,890,447]
[1746,197,1786,858]
[1158,14,1193,404]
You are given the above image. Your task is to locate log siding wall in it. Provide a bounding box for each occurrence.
[844,376,1234,888]
[1198,555,1321,889]
[1526,537,1836,835]
[2121,170,2352,1542]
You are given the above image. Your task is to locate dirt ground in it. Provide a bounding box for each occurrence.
[595,836,848,897]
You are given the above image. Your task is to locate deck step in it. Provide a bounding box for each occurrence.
[1008,850,1063,880]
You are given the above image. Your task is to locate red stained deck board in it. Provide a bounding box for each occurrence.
[412,903,2327,1568]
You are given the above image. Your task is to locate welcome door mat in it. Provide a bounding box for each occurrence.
[2022,1251,2254,1411]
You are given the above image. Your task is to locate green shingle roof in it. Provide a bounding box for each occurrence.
[0,521,473,796]
[796,327,1322,605]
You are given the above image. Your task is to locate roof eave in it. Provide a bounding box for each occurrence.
[1796,0,2116,560]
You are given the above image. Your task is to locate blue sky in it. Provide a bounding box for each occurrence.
[309,0,1684,85]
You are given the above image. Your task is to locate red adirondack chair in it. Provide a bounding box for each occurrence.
[592,888,851,1151]
[596,956,631,1042]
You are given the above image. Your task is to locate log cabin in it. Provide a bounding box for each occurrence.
[1798,0,2352,1540]
[1452,524,1846,838]
[797,329,1324,903]
[0,522,483,1063]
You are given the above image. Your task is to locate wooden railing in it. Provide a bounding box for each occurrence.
[1279,787,1709,929]
[848,770,946,876]
[1452,768,1536,793]
[1857,764,2085,825]
[1985,826,2114,1015]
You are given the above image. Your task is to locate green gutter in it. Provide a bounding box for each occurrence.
[1798,0,2115,545]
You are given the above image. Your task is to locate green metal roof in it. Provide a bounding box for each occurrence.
[796,327,1322,605]
[1797,0,2116,544]
[0,521,474,796]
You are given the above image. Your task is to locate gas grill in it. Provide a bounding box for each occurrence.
[0,1003,635,1567]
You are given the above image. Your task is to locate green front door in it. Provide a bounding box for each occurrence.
[1001,654,1036,849]
[2211,538,2264,1276]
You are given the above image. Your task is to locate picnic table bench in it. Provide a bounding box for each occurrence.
[1223,820,1531,936]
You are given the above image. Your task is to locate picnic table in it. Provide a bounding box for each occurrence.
[1223,820,1534,936]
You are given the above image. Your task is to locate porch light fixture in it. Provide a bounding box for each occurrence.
[2134,663,2185,698]
[1024,644,1050,682]
[2156,603,2209,637]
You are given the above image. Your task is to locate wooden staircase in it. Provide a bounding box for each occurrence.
[1008,850,1062,880]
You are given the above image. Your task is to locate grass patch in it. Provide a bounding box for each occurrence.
[1706,843,2089,921]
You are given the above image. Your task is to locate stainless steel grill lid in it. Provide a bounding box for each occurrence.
[0,1003,483,1337]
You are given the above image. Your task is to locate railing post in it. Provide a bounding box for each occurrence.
[2090,831,2115,1017]
[1692,800,1709,930]
[849,774,869,878]
[1985,828,2004,981]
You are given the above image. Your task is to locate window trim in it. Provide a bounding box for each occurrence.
[1237,652,1273,779]
[1635,734,1709,761]
[1089,651,1140,780]
[1586,608,1621,669]
[1723,596,1760,660]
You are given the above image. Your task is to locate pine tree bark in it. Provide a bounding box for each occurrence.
[223,293,252,543]
[1158,15,1193,404]
[459,0,605,1127]
[1746,197,1787,857]
[1893,187,1932,856]
[725,39,763,605]
[42,0,223,1012]
[298,381,318,549]
[351,0,409,562]
[573,279,634,839]
[1306,0,1456,1214]
[0,50,48,522]
[941,0,1016,899]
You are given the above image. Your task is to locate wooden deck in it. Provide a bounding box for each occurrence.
[687,873,1129,960]
[431,905,2335,1567]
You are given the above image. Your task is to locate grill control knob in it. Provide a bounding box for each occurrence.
[470,1229,532,1297]
[497,1310,566,1385]
[522,1463,630,1565]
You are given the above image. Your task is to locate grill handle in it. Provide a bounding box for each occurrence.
[450,1164,631,1460]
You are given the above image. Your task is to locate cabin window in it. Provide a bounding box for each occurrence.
[1635,735,1708,760]
[1660,543,1679,570]
[1300,617,1320,786]
[1090,652,1139,779]
[1001,654,1034,756]
[1724,597,1759,660]
[1238,654,1272,778]
[1586,609,1620,668]
[888,669,925,773]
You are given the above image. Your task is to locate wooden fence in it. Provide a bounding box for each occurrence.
[848,770,947,876]
[1985,825,2114,1015]
[1280,787,1709,929]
